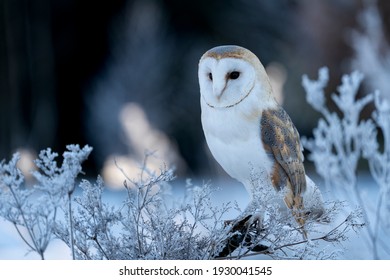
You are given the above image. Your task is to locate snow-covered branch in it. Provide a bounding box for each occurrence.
[302,68,390,259]
[0,143,365,259]
[0,145,92,259]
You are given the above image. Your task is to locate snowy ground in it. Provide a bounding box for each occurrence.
[0,174,387,260]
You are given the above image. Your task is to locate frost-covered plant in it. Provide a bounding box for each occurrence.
[351,2,390,102]
[0,144,92,259]
[348,1,390,258]
[53,152,234,260]
[54,176,123,260]
[302,68,390,259]
[362,92,390,258]
[213,168,364,260]
[302,68,375,190]
[1,144,365,259]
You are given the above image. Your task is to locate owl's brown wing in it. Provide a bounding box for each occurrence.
[260,107,306,208]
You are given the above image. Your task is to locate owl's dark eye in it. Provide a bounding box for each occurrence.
[229,71,240,80]
[208,73,213,81]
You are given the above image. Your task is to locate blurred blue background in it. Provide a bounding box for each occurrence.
[1,0,389,185]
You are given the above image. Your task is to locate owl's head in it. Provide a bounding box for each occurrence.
[198,45,272,108]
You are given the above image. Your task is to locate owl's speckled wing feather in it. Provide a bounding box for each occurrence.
[260,107,306,205]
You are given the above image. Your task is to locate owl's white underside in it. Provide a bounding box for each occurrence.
[200,85,275,195]
[201,92,324,212]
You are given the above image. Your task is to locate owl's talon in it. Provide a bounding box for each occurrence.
[230,214,253,230]
[214,214,268,258]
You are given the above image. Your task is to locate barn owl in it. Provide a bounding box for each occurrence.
[198,45,324,235]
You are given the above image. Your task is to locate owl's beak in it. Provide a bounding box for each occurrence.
[213,81,227,100]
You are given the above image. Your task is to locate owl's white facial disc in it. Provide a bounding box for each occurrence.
[198,57,256,108]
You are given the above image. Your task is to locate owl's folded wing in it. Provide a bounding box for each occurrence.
[260,107,307,198]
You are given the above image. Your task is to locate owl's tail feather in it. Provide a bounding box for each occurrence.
[283,189,308,238]
[284,176,329,238]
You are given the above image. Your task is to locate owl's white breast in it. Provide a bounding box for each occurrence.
[200,88,275,193]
